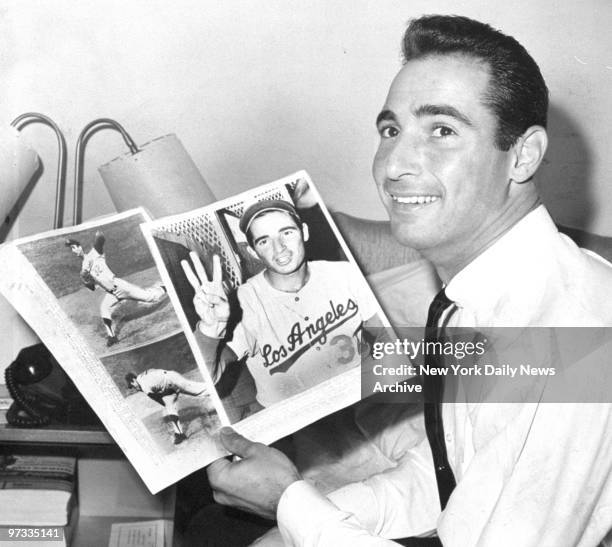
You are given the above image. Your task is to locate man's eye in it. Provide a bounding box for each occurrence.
[379,125,399,138]
[432,125,455,138]
[256,239,269,248]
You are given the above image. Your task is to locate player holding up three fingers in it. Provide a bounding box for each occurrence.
[181,200,380,408]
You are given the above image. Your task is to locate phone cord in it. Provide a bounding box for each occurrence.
[4,368,51,427]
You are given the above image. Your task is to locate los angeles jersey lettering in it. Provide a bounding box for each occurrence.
[228,261,377,406]
[262,298,359,373]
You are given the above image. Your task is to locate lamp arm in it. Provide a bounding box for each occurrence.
[11,113,67,229]
[72,118,139,225]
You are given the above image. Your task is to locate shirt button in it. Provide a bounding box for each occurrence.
[305,316,309,321]
[445,433,453,443]
[295,296,299,302]
[316,347,321,351]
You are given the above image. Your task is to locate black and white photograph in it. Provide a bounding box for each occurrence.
[144,173,389,425]
[1,1,611,545]
[21,212,172,353]
[12,210,222,454]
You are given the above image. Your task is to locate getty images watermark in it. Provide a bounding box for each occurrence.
[361,327,612,403]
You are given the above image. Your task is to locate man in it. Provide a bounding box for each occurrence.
[125,368,207,445]
[65,230,167,346]
[182,200,379,408]
[202,15,612,546]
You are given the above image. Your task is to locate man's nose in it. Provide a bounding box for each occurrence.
[272,237,287,254]
[384,134,423,180]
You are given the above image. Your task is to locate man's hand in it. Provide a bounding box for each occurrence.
[208,428,301,520]
[181,253,230,338]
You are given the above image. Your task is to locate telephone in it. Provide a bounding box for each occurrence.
[4,344,98,427]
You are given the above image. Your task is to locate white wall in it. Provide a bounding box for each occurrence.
[2,0,611,234]
[0,0,610,368]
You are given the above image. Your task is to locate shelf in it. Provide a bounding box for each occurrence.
[0,424,114,445]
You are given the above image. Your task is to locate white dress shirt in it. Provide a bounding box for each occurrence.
[277,206,612,546]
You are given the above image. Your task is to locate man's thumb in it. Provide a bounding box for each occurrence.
[219,427,255,457]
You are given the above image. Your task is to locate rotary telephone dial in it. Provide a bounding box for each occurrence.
[4,344,98,427]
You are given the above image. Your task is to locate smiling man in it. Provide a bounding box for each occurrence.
[373,53,544,282]
[185,199,378,408]
[203,15,612,546]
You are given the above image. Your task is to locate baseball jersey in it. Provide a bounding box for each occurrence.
[136,369,179,397]
[81,248,116,292]
[227,260,378,407]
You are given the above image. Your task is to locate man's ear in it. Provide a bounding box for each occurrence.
[302,223,309,243]
[510,125,548,184]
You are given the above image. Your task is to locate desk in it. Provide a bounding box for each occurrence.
[0,424,176,546]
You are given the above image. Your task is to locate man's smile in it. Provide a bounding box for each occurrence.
[386,192,440,205]
[275,253,292,266]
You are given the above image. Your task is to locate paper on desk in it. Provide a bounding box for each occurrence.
[108,519,172,547]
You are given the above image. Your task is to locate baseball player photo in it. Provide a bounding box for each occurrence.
[181,194,383,412]
[9,210,224,469]
[125,368,208,445]
[142,175,391,429]
[65,229,168,347]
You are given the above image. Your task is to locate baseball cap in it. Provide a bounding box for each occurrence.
[239,199,300,234]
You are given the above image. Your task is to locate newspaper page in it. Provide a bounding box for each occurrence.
[0,209,226,493]
[141,170,392,444]
[0,171,392,492]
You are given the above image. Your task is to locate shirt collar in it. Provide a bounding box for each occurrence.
[259,262,313,298]
[444,205,559,324]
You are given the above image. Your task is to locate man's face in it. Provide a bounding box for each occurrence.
[373,54,515,259]
[248,211,307,275]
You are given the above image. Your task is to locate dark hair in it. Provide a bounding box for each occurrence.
[246,209,303,248]
[125,372,137,388]
[402,15,548,150]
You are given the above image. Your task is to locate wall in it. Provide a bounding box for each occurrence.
[0,0,610,370]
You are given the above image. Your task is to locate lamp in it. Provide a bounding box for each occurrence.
[1,113,67,239]
[72,118,216,223]
[0,113,67,372]
[9,113,67,230]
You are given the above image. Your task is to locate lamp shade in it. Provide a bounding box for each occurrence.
[98,134,215,217]
[0,125,42,373]
[0,126,40,222]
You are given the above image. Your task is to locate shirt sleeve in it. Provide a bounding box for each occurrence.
[278,403,440,546]
[226,284,258,358]
[80,254,92,277]
[277,481,403,547]
[193,327,234,384]
[326,402,439,539]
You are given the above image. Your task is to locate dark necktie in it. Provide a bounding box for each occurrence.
[394,291,455,546]
[423,288,457,510]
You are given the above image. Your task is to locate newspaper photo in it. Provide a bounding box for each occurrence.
[141,170,392,443]
[0,171,392,492]
[0,210,226,493]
